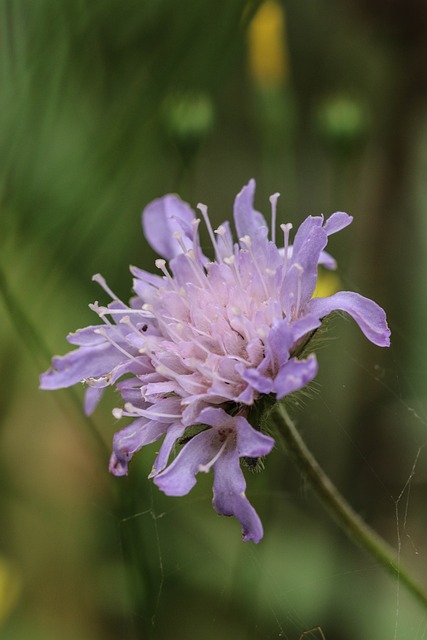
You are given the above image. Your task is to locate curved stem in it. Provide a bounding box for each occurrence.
[273,403,427,610]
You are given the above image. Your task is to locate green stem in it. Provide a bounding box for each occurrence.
[274,403,427,610]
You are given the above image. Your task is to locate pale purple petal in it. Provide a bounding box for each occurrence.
[108,452,128,476]
[84,386,104,415]
[233,179,268,240]
[235,416,275,457]
[196,406,233,428]
[197,409,274,458]
[290,215,323,257]
[308,291,391,347]
[236,384,256,405]
[110,418,168,477]
[131,266,163,301]
[39,343,126,390]
[281,226,328,315]
[130,265,164,287]
[67,326,106,346]
[84,358,151,389]
[318,250,337,269]
[267,316,321,370]
[238,366,273,394]
[212,450,264,543]
[273,354,318,399]
[149,422,186,477]
[142,195,196,259]
[323,211,353,235]
[154,429,217,496]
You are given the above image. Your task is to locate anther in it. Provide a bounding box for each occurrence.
[197,203,221,262]
[240,235,252,248]
[92,273,120,302]
[269,192,280,245]
[215,224,234,259]
[173,230,188,254]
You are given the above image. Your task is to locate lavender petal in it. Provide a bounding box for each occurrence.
[309,291,391,347]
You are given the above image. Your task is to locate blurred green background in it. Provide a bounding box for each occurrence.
[1,1,427,638]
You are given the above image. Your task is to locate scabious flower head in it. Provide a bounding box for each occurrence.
[40,180,390,543]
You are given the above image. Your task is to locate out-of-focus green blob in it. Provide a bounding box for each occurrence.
[162,92,215,155]
[314,95,371,155]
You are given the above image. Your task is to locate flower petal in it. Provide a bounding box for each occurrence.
[212,449,264,543]
[142,194,196,259]
[273,354,318,399]
[290,215,323,257]
[109,418,168,477]
[39,342,125,390]
[67,326,107,346]
[237,365,273,394]
[267,316,321,369]
[281,226,328,315]
[235,416,275,458]
[308,291,391,347]
[323,211,353,235]
[154,429,217,496]
[318,250,337,270]
[233,179,268,241]
[149,422,186,477]
[84,386,104,415]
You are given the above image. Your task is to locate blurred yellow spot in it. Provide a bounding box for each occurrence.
[0,557,20,624]
[313,270,340,298]
[247,0,288,88]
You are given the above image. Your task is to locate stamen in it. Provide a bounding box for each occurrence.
[215,224,234,259]
[185,253,211,290]
[191,218,203,259]
[155,364,206,391]
[123,402,182,421]
[89,301,114,325]
[269,192,280,245]
[118,316,153,346]
[198,438,229,473]
[94,326,141,364]
[213,329,248,364]
[155,258,177,290]
[92,273,122,303]
[240,235,270,299]
[140,303,182,343]
[280,223,293,274]
[198,203,221,262]
[190,359,237,386]
[173,230,188,254]
[94,305,152,319]
[239,235,251,249]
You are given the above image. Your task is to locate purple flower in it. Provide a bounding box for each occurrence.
[40,179,390,542]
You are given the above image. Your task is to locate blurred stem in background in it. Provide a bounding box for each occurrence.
[247,0,297,200]
[274,403,427,612]
[161,91,215,197]
[313,93,371,209]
